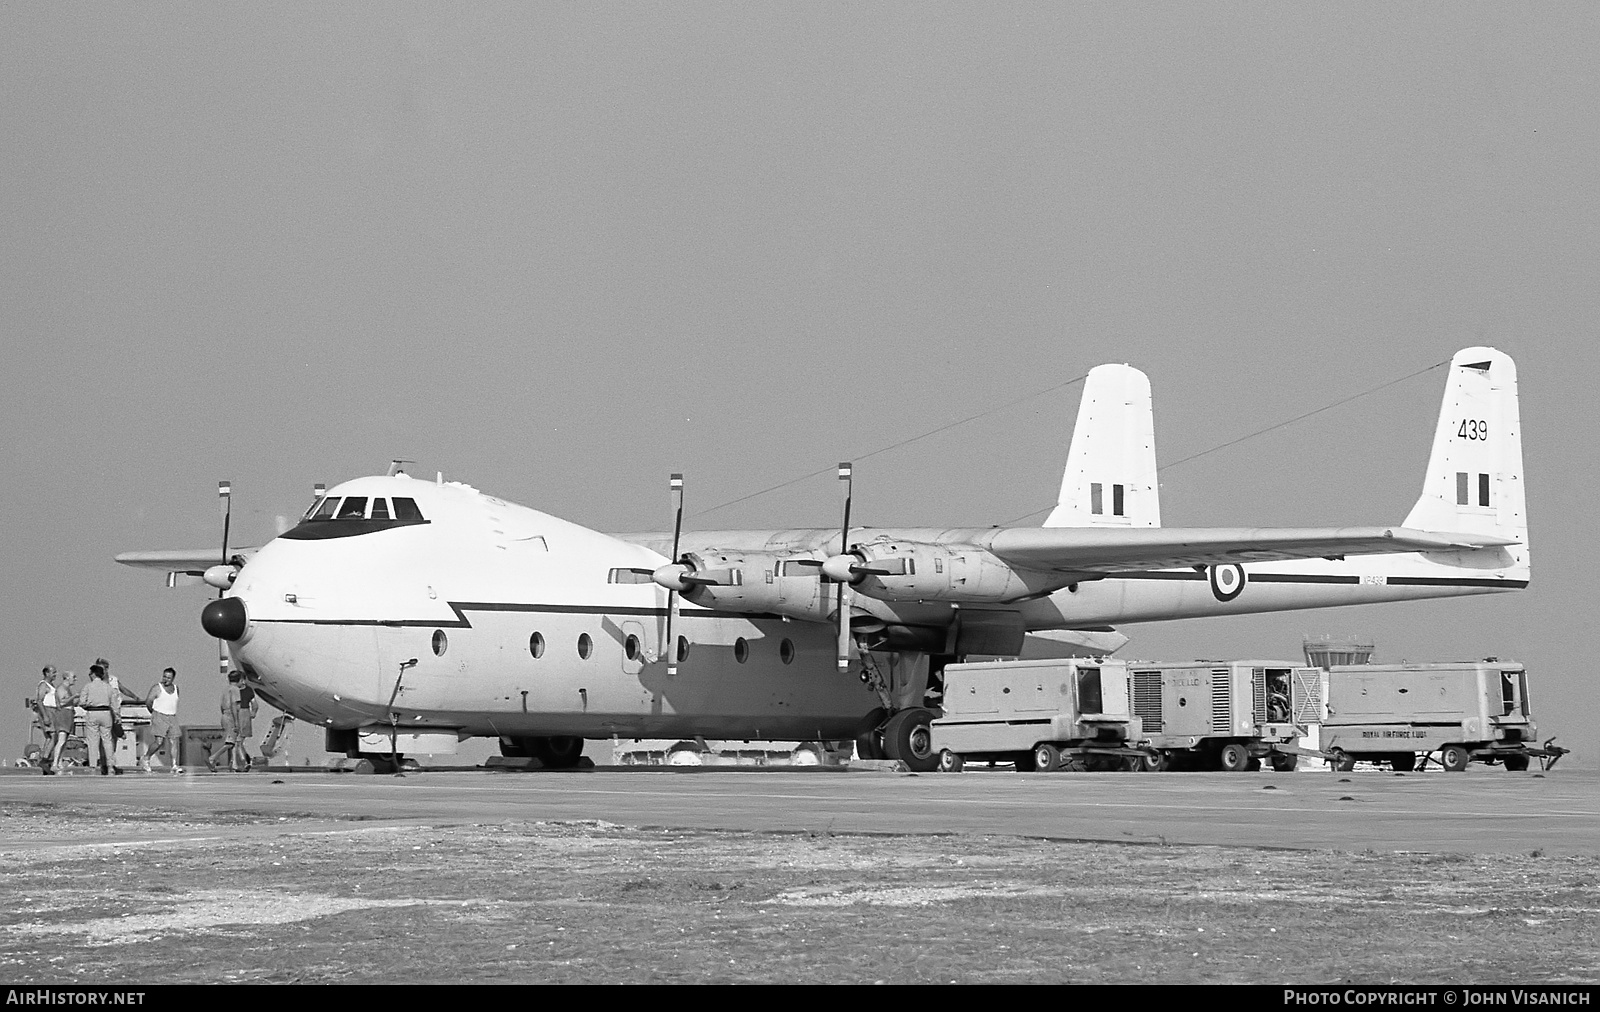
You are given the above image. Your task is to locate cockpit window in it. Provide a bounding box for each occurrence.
[392,497,423,521]
[308,496,340,521]
[336,497,369,520]
[370,498,391,521]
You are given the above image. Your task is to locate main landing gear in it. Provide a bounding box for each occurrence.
[863,708,939,772]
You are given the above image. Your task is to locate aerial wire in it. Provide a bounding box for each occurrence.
[1001,357,1453,525]
[688,371,1092,520]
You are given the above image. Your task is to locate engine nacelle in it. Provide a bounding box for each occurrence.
[674,551,836,623]
[829,539,1066,605]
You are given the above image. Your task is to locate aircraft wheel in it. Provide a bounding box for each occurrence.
[1139,751,1170,773]
[1391,752,1417,773]
[1270,752,1299,773]
[788,743,826,767]
[532,736,585,769]
[1330,749,1355,772]
[666,742,705,766]
[937,749,964,774]
[1031,743,1060,773]
[361,753,401,775]
[1503,754,1530,772]
[1218,743,1252,772]
[1440,744,1472,772]
[881,708,939,772]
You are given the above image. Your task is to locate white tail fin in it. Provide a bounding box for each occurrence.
[1403,348,1529,567]
[1044,364,1160,528]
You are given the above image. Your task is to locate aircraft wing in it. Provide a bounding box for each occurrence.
[114,548,257,573]
[979,526,1518,575]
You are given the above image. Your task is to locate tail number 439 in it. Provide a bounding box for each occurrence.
[1457,419,1488,440]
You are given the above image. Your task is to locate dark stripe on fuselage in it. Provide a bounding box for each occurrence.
[251,600,786,629]
[1106,571,1522,588]
[1384,576,1529,588]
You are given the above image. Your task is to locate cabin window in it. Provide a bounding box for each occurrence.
[393,497,424,521]
[676,636,690,664]
[337,497,369,520]
[577,633,593,660]
[779,638,795,665]
[624,634,641,661]
[308,496,340,521]
[370,498,391,521]
[529,632,544,659]
[431,630,448,656]
[734,637,749,664]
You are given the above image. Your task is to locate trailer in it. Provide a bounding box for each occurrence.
[1125,660,1321,772]
[1322,661,1568,772]
[930,658,1148,772]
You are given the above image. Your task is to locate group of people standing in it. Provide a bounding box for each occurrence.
[32,661,257,775]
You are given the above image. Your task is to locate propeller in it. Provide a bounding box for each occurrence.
[835,463,852,673]
[216,480,232,678]
[663,474,684,677]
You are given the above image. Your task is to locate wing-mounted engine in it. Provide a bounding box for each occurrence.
[614,550,836,624]
[820,537,1070,605]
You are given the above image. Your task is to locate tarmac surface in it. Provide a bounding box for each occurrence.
[2,764,1594,855]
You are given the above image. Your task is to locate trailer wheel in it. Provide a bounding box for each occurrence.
[1391,752,1417,773]
[1138,751,1170,772]
[937,749,964,774]
[1269,752,1298,772]
[1330,749,1355,772]
[1218,743,1252,772]
[1031,743,1060,773]
[1440,744,1472,772]
[1013,751,1036,773]
[1502,754,1530,772]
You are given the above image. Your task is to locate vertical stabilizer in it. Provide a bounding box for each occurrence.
[1403,348,1529,568]
[1045,364,1160,528]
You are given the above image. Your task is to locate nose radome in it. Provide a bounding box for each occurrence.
[201,597,248,641]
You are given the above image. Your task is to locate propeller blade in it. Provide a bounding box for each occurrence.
[666,473,683,677]
[836,462,852,674]
[217,480,233,674]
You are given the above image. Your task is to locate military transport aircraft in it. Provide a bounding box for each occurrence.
[117,347,1527,771]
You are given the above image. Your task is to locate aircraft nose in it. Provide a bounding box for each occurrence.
[201,597,249,641]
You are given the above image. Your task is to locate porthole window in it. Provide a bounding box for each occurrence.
[431,630,448,656]
[624,634,640,661]
[779,638,795,665]
[577,633,592,660]
[676,636,690,664]
[529,632,544,659]
[733,637,749,664]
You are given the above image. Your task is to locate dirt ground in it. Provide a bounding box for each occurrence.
[1,801,1596,984]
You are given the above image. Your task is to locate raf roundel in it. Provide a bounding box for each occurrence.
[1208,563,1247,602]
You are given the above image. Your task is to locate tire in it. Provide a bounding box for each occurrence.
[1218,742,1252,772]
[881,708,938,772]
[1269,752,1298,772]
[1440,744,1472,772]
[532,736,585,769]
[1391,752,1417,773]
[1013,751,1037,773]
[937,749,964,774]
[360,752,400,775]
[1139,751,1171,773]
[1503,754,1530,772]
[666,741,705,766]
[1331,749,1355,772]
[1031,743,1060,773]
[788,743,826,767]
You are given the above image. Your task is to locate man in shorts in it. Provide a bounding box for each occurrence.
[144,667,181,772]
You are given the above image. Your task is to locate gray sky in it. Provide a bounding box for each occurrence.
[3,3,1596,763]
